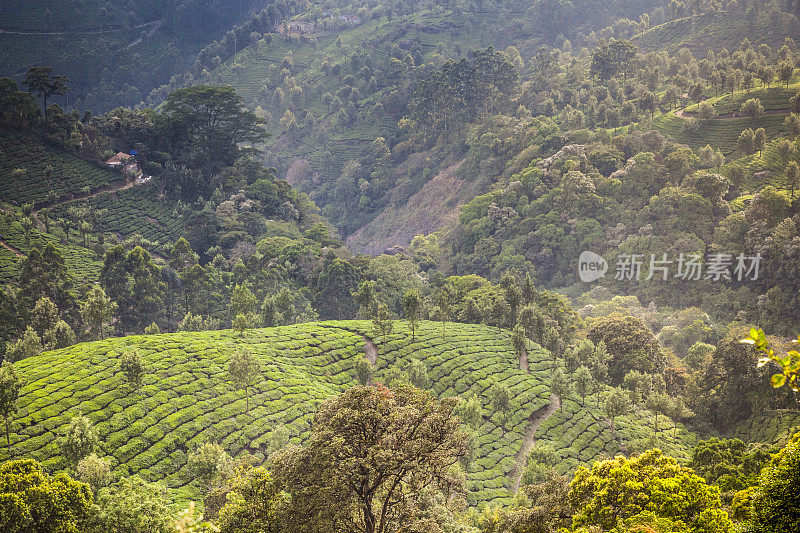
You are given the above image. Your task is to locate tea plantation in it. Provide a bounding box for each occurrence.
[45,186,185,245]
[0,206,102,286]
[5,320,701,506]
[0,127,121,206]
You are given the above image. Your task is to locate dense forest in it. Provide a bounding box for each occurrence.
[0,0,799,532]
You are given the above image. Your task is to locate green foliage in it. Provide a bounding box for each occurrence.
[188,442,231,487]
[271,384,468,532]
[747,433,800,533]
[569,449,732,532]
[227,349,260,414]
[119,348,145,391]
[0,458,93,532]
[59,413,99,466]
[587,314,664,384]
[216,467,283,533]
[591,39,637,81]
[456,394,482,431]
[550,368,571,410]
[689,438,772,493]
[742,328,800,392]
[90,475,174,533]
[6,326,42,362]
[573,366,594,406]
[407,358,430,389]
[75,453,112,493]
[354,357,374,386]
[161,85,267,175]
[604,387,630,430]
[402,289,421,341]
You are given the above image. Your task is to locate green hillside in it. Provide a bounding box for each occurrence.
[4,320,700,507]
[0,206,102,286]
[633,8,800,55]
[0,126,121,206]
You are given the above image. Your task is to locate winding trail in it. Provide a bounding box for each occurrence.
[33,178,136,216]
[0,239,23,257]
[0,19,162,37]
[508,394,560,491]
[363,337,378,365]
[508,342,559,491]
[519,346,529,372]
[675,106,790,119]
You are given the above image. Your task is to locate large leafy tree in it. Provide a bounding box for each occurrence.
[0,458,93,532]
[80,285,117,340]
[407,47,517,134]
[161,85,266,176]
[18,242,77,324]
[100,246,165,333]
[23,66,68,131]
[213,467,284,533]
[587,313,665,383]
[590,39,637,82]
[749,432,800,533]
[89,475,173,533]
[569,449,732,532]
[314,252,358,320]
[272,384,468,533]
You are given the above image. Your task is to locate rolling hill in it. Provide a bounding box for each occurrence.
[5,320,704,507]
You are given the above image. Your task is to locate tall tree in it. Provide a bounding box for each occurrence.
[18,242,76,323]
[604,387,630,432]
[491,382,511,429]
[23,66,68,131]
[401,289,421,341]
[574,365,594,406]
[272,385,467,533]
[80,285,117,340]
[371,302,394,350]
[314,253,358,320]
[435,285,453,336]
[100,246,164,333]
[353,280,377,319]
[590,39,637,82]
[228,349,260,414]
[0,361,20,450]
[161,85,266,176]
[550,367,571,411]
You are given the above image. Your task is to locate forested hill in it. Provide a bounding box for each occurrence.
[200,0,800,255]
[0,0,294,112]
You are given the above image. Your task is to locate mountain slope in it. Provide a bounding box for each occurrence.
[6,320,702,506]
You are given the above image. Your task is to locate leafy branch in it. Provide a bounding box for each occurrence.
[741,328,800,392]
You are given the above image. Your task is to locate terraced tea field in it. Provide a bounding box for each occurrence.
[45,186,184,245]
[653,110,787,156]
[0,207,102,286]
[633,9,800,56]
[731,411,800,444]
[5,320,702,507]
[0,127,121,206]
